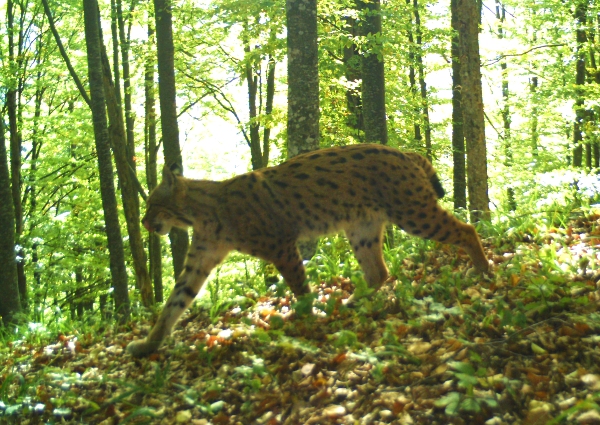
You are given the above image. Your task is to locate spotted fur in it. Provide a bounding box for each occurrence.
[127,144,488,357]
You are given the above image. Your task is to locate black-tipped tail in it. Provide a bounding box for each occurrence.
[430,175,445,199]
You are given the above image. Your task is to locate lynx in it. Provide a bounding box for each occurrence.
[127,144,488,357]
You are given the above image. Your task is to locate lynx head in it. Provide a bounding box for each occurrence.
[141,164,192,235]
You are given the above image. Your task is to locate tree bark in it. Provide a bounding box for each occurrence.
[406,0,421,146]
[343,14,364,138]
[243,37,276,170]
[7,0,27,309]
[153,0,189,279]
[413,0,432,159]
[358,0,388,145]
[145,19,163,303]
[0,116,21,326]
[83,0,130,321]
[457,0,490,222]
[496,0,516,211]
[572,0,588,168]
[100,34,154,307]
[117,0,137,178]
[287,0,320,259]
[450,0,466,210]
[286,0,320,157]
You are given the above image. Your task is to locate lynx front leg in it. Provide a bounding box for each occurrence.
[127,239,230,357]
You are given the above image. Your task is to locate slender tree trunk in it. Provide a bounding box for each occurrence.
[406,1,421,146]
[591,15,600,168]
[413,0,432,159]
[83,0,130,321]
[154,0,189,279]
[530,75,539,158]
[117,0,137,178]
[0,117,21,326]
[244,34,264,170]
[7,0,27,309]
[29,66,44,319]
[572,0,588,167]
[496,1,516,211]
[343,15,364,139]
[99,35,154,307]
[451,0,466,210]
[286,0,320,157]
[145,19,163,303]
[263,54,276,167]
[457,0,490,222]
[358,0,387,145]
[110,0,122,105]
[244,46,275,170]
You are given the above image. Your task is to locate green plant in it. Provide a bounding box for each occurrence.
[435,360,498,416]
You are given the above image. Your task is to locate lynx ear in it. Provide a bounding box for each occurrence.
[162,163,182,187]
[169,163,183,176]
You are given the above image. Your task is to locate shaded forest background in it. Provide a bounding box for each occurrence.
[0,0,599,336]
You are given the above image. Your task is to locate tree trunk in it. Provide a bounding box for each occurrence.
[413,0,432,159]
[0,117,21,326]
[7,0,27,309]
[406,1,421,146]
[572,0,588,167]
[154,0,189,279]
[263,55,276,167]
[343,14,364,138]
[287,0,320,258]
[496,0,516,211]
[358,0,387,145]
[244,34,265,170]
[83,0,130,321]
[243,35,276,170]
[457,0,490,222]
[286,0,320,157]
[145,19,163,303]
[591,15,600,168]
[530,75,539,158]
[450,0,466,210]
[117,0,137,178]
[99,32,154,307]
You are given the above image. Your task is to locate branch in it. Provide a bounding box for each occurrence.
[484,44,566,66]
[41,0,91,106]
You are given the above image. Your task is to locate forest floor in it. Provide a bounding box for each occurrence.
[2,212,600,425]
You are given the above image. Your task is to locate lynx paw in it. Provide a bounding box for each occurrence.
[127,339,158,357]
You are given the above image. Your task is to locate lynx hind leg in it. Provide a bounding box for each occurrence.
[399,203,489,273]
[270,243,309,297]
[127,241,230,357]
[345,221,389,289]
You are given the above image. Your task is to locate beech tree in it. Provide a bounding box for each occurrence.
[358,0,387,145]
[144,19,163,302]
[83,0,130,321]
[456,0,490,222]
[450,0,466,210]
[286,0,320,157]
[0,117,20,325]
[6,0,27,308]
[153,0,189,279]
